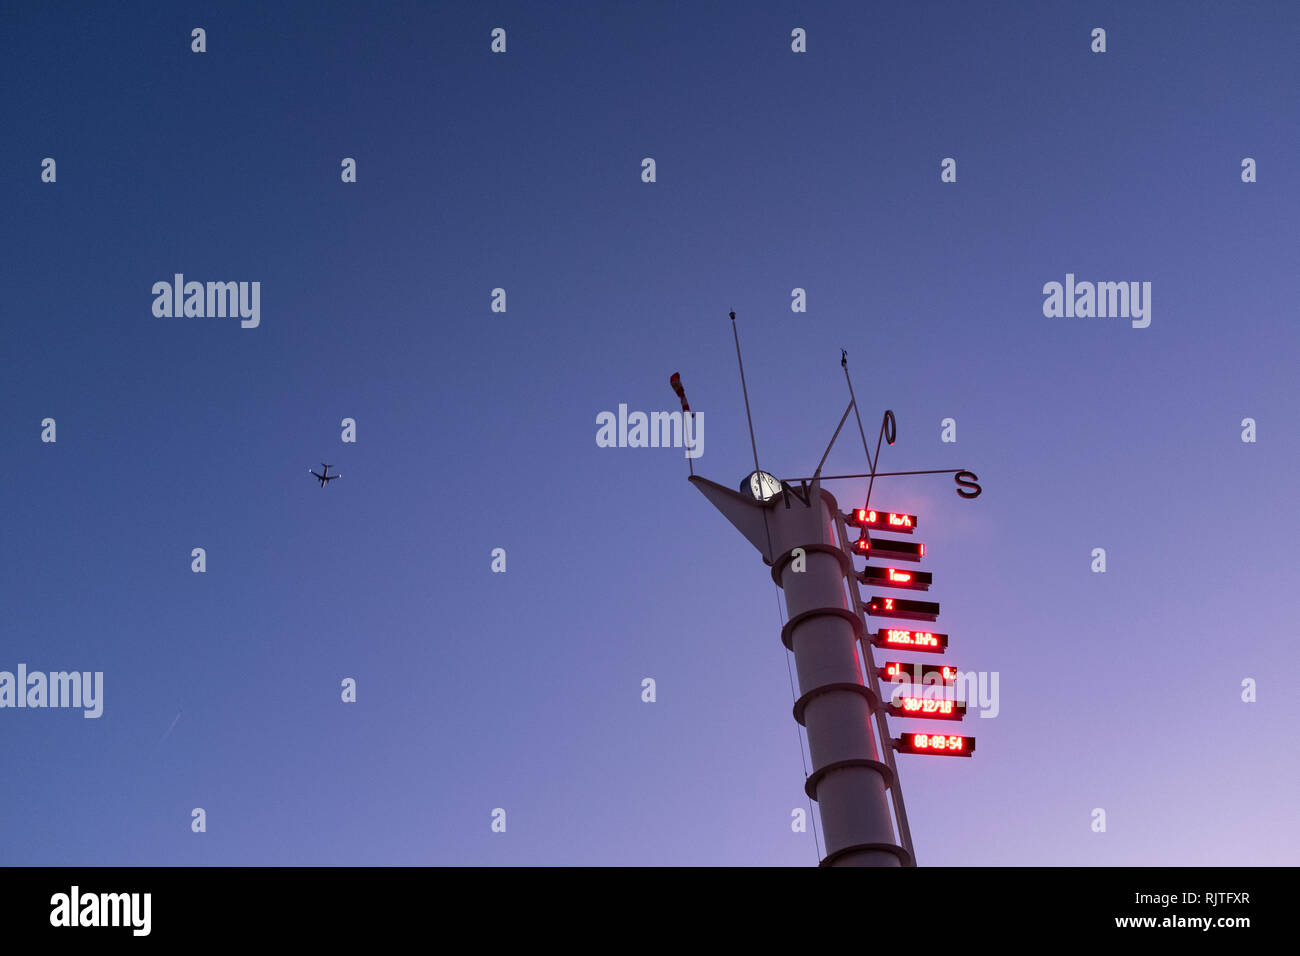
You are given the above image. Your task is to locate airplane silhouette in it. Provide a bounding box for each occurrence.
[309,463,341,488]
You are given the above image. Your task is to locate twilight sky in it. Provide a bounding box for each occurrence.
[2,0,1297,866]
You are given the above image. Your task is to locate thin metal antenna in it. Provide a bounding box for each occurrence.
[842,351,875,473]
[813,400,854,481]
[865,415,889,511]
[727,312,824,861]
[731,311,762,475]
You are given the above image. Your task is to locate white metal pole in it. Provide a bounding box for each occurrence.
[692,475,908,866]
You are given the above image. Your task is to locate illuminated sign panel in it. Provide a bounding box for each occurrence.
[866,596,940,622]
[866,537,925,563]
[880,662,958,683]
[858,566,932,591]
[896,733,974,756]
[887,695,966,720]
[871,629,948,652]
[848,509,917,534]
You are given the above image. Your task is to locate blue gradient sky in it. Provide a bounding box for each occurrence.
[3,1,1297,865]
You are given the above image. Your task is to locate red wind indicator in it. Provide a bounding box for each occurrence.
[847,509,917,533]
[669,372,690,414]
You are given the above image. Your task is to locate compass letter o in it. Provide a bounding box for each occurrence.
[882,410,897,446]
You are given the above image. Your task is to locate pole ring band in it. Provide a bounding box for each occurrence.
[819,842,913,868]
[770,542,851,585]
[781,606,863,650]
[804,757,894,799]
[792,682,879,726]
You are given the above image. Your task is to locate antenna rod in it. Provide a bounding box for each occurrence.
[785,467,962,483]
[842,351,875,472]
[865,414,891,510]
[731,311,762,475]
[813,400,855,481]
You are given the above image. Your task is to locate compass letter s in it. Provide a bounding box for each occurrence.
[954,470,982,499]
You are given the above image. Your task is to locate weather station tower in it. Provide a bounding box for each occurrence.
[675,313,982,867]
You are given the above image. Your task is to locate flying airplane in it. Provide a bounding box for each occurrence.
[309,463,341,488]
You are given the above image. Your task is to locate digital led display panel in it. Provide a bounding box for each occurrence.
[847,509,917,533]
[895,733,974,756]
[866,537,925,562]
[879,662,958,683]
[866,596,940,622]
[886,695,966,720]
[858,566,932,591]
[871,629,948,652]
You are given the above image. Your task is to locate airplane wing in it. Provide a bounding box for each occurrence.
[310,471,323,479]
